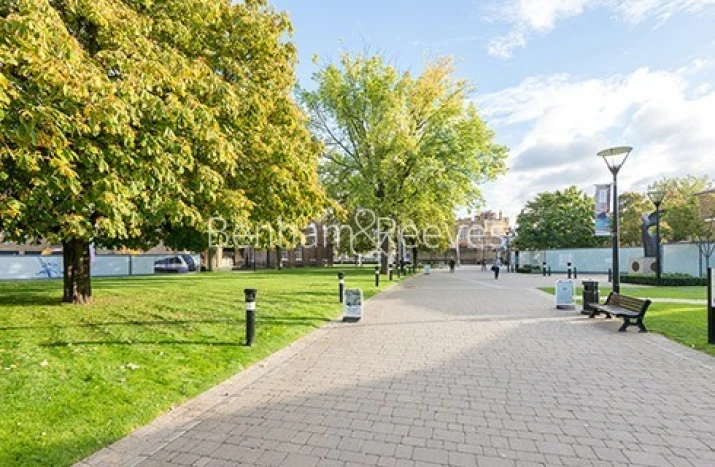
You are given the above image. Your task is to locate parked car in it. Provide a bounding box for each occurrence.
[154,254,197,273]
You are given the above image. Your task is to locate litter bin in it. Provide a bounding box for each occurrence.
[582,280,599,315]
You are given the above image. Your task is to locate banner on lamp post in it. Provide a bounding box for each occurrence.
[594,184,612,237]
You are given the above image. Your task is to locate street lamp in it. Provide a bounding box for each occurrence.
[597,146,633,294]
[647,188,667,286]
[504,228,514,272]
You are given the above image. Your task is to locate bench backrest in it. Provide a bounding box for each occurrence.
[604,292,651,315]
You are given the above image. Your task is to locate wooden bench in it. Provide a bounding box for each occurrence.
[588,292,652,333]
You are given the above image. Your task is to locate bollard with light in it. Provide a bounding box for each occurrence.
[374,265,380,287]
[244,288,257,346]
[597,146,633,294]
[338,272,345,303]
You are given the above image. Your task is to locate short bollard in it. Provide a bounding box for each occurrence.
[567,262,572,279]
[542,262,547,277]
[244,288,257,346]
[338,272,345,303]
[389,264,393,281]
[374,266,380,287]
[574,267,578,279]
[548,266,552,277]
[608,268,613,282]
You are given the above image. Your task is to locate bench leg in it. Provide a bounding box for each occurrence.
[637,316,647,333]
[618,317,631,332]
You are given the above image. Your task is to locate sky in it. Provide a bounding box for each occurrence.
[272,0,715,224]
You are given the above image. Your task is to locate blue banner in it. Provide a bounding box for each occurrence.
[594,184,612,237]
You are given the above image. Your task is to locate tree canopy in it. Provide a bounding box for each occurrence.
[514,186,607,250]
[300,53,508,269]
[648,175,711,242]
[0,0,324,302]
[618,191,673,247]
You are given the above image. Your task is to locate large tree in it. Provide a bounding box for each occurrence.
[648,175,712,242]
[618,191,672,247]
[514,186,608,250]
[301,53,508,272]
[0,0,323,303]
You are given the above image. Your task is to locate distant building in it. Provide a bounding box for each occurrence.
[420,210,512,265]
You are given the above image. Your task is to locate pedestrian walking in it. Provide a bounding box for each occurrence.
[492,258,502,279]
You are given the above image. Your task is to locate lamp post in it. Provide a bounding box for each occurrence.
[597,146,633,294]
[504,228,514,272]
[647,189,666,286]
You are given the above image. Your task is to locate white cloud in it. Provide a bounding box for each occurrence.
[476,61,715,223]
[488,0,715,58]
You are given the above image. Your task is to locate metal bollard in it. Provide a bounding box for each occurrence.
[338,272,345,303]
[375,266,380,287]
[542,262,547,277]
[574,267,578,279]
[608,268,613,283]
[244,288,257,346]
[567,262,572,279]
[389,264,393,281]
[548,266,552,277]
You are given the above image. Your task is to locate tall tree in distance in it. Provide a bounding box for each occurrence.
[618,192,672,247]
[648,175,712,242]
[301,53,508,272]
[514,186,608,250]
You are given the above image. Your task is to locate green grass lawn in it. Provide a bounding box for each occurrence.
[539,286,713,357]
[0,268,402,466]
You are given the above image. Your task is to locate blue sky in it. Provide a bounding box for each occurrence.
[273,0,715,223]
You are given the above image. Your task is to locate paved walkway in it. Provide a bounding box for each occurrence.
[79,267,715,467]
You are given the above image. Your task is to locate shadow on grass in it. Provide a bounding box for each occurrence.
[2,316,331,331]
[0,294,64,307]
[41,340,247,347]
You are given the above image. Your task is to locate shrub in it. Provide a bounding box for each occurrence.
[517,264,541,274]
[621,274,707,286]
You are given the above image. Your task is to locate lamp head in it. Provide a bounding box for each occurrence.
[647,188,667,206]
[597,146,633,175]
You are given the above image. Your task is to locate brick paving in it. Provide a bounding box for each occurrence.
[78,267,715,467]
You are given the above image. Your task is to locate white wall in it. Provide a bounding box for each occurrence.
[517,243,706,276]
[0,254,201,280]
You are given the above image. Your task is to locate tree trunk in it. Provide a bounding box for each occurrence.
[412,247,418,273]
[327,240,334,267]
[62,239,92,304]
[265,248,271,268]
[379,231,389,274]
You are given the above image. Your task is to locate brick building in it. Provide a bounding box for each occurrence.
[419,211,512,265]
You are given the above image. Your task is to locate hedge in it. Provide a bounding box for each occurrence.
[621,274,707,286]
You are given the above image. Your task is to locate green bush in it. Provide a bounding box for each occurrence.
[517,264,541,274]
[621,273,707,286]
